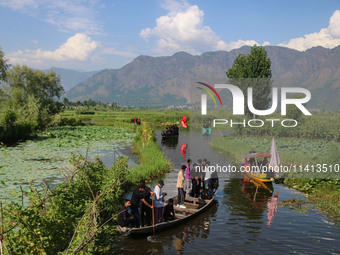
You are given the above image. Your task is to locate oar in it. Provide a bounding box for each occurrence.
[147,194,160,242]
[253,183,259,201]
[152,195,155,236]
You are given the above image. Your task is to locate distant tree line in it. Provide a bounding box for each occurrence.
[62,97,121,110]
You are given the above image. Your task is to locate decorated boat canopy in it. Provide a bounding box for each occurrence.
[241,152,271,158]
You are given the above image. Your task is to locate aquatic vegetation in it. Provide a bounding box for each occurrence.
[210,135,339,166]
[0,126,135,202]
[2,155,129,254]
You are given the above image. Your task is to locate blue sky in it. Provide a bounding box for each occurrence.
[0,0,339,71]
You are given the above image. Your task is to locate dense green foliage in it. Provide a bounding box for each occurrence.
[0,121,171,253]
[0,47,9,83]
[0,50,64,144]
[128,123,171,183]
[2,155,129,254]
[226,45,273,117]
[2,65,64,127]
[0,110,34,144]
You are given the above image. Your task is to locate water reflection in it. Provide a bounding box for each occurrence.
[161,137,179,149]
[223,179,279,237]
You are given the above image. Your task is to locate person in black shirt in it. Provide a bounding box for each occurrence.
[118,199,135,228]
[130,180,154,228]
[163,199,175,222]
[140,187,153,227]
[130,184,144,228]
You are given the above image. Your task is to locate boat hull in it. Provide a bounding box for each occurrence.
[119,190,217,235]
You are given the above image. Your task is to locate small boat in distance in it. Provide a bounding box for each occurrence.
[241,152,274,192]
[117,190,217,235]
[161,124,179,138]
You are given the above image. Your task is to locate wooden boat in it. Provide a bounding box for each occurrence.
[117,190,217,235]
[161,134,179,139]
[241,152,274,192]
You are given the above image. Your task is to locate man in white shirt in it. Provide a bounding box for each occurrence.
[153,180,166,224]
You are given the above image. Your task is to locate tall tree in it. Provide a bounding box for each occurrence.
[3,65,64,127]
[0,47,9,82]
[226,45,272,117]
[0,47,9,101]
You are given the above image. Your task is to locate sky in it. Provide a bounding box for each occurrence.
[0,0,339,71]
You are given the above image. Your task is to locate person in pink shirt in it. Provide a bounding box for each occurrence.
[183,159,192,197]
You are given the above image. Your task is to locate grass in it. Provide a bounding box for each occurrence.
[60,109,189,128]
[127,123,171,183]
[210,135,339,166]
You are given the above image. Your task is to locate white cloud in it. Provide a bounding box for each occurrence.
[100,47,138,58]
[141,5,222,54]
[141,2,270,54]
[0,0,103,34]
[216,39,270,51]
[279,10,340,51]
[8,33,99,68]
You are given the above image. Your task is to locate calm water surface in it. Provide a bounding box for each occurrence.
[116,129,340,254]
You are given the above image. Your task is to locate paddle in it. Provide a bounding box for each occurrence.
[147,195,160,243]
[152,195,155,236]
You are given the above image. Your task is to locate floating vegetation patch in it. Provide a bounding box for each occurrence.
[0,126,135,203]
[280,198,309,213]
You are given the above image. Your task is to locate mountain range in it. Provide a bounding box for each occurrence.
[44,67,100,92]
[65,46,340,110]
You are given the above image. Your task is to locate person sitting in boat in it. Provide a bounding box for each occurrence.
[202,182,212,199]
[153,180,167,224]
[249,149,256,166]
[163,198,175,222]
[118,199,136,228]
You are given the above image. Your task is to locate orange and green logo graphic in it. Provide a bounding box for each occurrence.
[196,82,223,106]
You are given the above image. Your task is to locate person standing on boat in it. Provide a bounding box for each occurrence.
[141,186,154,227]
[130,180,154,228]
[130,181,146,228]
[153,180,166,224]
[204,161,213,198]
[183,159,192,197]
[177,165,186,208]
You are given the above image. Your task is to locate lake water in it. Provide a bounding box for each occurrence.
[116,129,340,254]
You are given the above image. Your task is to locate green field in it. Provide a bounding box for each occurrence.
[60,108,189,127]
